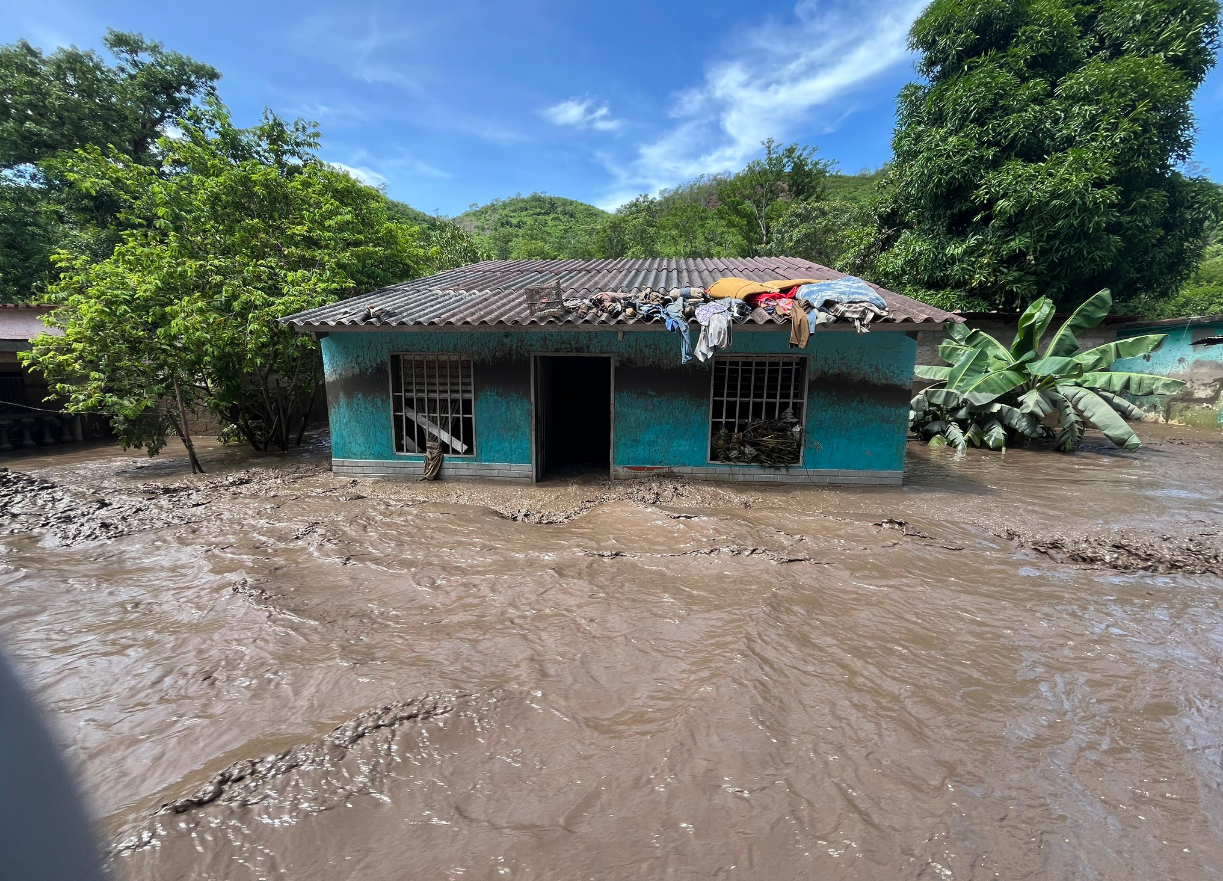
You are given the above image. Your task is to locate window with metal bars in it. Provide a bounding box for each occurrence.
[390,354,476,456]
[709,356,807,464]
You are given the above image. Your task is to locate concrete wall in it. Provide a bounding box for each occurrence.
[1114,319,1223,428]
[319,327,916,483]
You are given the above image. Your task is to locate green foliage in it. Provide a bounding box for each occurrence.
[878,0,1222,312]
[22,101,430,456]
[711,138,833,255]
[0,29,220,168]
[911,289,1185,452]
[768,198,882,276]
[824,168,884,204]
[0,30,221,304]
[1128,181,1223,318]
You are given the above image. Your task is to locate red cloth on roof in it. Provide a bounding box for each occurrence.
[743,291,795,310]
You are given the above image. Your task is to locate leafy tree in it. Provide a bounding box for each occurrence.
[769,199,882,276]
[877,0,1222,311]
[0,30,220,303]
[23,102,430,468]
[715,138,832,255]
[911,290,1185,452]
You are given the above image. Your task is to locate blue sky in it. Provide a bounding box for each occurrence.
[3,0,1223,216]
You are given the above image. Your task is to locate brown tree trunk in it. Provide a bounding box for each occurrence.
[172,376,205,474]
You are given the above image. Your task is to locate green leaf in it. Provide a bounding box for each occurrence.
[946,321,971,343]
[928,434,949,448]
[1044,289,1112,358]
[1074,334,1168,372]
[1061,385,1141,451]
[1080,371,1186,396]
[1091,388,1150,421]
[924,388,963,408]
[980,402,1040,437]
[1011,297,1056,359]
[1051,391,1084,452]
[915,365,953,382]
[1018,387,1054,418]
[1028,355,1084,377]
[958,328,1013,362]
[957,368,1028,405]
[982,419,1007,450]
[944,421,967,450]
[944,347,991,391]
[938,340,976,365]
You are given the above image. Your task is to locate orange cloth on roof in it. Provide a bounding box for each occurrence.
[706,277,828,299]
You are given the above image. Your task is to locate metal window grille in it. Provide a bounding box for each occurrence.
[390,354,475,456]
[709,356,806,463]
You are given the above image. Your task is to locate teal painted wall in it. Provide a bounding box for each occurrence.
[1114,321,1223,428]
[320,328,916,472]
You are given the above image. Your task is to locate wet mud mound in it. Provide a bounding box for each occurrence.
[0,467,184,544]
[1005,527,1223,574]
[116,692,461,854]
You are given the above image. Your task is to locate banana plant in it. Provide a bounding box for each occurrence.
[911,289,1185,452]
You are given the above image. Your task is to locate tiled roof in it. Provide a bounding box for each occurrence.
[284,258,960,329]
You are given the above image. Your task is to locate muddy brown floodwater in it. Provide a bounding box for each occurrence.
[3,425,1223,880]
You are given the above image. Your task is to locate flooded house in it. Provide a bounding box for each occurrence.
[284,258,958,484]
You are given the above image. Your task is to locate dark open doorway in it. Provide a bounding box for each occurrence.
[533,355,612,481]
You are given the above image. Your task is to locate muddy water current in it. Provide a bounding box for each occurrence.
[3,426,1223,880]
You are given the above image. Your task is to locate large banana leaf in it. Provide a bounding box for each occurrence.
[1080,371,1186,396]
[1075,334,1167,371]
[938,340,977,365]
[979,402,1040,436]
[958,328,1013,362]
[1018,387,1055,418]
[915,365,952,382]
[1052,391,1083,451]
[944,421,967,450]
[1091,388,1150,421]
[946,321,971,343]
[1044,288,1112,358]
[1028,355,1085,377]
[983,419,1006,450]
[924,388,964,408]
[1061,385,1141,451]
[945,347,991,390]
[1011,297,1056,359]
[956,368,1028,405]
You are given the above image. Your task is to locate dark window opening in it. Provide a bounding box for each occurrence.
[710,356,806,465]
[534,356,611,479]
[390,354,475,456]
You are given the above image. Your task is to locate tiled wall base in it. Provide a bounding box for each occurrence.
[614,465,902,485]
[331,458,532,482]
[331,458,901,486]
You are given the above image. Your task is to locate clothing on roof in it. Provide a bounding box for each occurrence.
[706,277,825,300]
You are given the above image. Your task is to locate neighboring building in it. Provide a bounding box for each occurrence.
[286,258,958,485]
[1113,314,1223,428]
[0,305,83,452]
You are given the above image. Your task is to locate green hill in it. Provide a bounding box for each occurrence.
[825,169,883,204]
[456,193,608,260]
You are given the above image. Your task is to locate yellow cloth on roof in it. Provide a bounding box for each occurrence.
[706,277,829,299]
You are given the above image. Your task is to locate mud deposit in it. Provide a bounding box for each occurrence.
[3,425,1223,880]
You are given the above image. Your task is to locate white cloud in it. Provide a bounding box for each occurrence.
[542,97,623,132]
[601,0,926,207]
[330,162,389,189]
